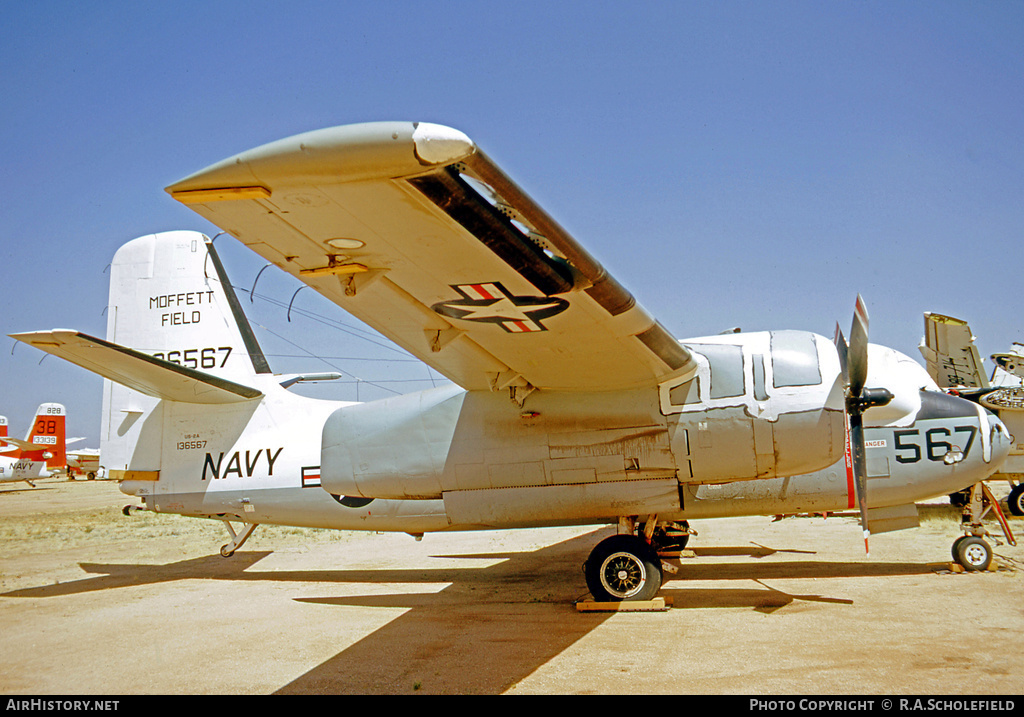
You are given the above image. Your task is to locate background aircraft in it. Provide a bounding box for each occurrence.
[0,403,69,486]
[920,312,1024,516]
[65,447,103,480]
[12,124,1013,599]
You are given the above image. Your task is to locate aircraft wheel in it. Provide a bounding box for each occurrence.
[952,536,992,572]
[652,521,690,552]
[584,534,663,602]
[220,545,235,558]
[950,535,967,563]
[1007,484,1024,517]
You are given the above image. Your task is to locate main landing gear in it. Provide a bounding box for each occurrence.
[1007,482,1024,517]
[951,483,1016,572]
[583,517,693,602]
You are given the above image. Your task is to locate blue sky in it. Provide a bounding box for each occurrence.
[2,1,1022,446]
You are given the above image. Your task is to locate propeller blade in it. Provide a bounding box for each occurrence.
[848,294,870,399]
[839,295,885,556]
[834,324,849,382]
[848,410,871,555]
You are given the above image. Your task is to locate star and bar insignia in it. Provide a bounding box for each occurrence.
[431,282,569,333]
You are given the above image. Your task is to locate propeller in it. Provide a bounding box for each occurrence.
[834,295,894,555]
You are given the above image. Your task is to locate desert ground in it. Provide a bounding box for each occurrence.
[1,477,1021,695]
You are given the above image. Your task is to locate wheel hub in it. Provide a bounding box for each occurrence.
[963,543,988,566]
[600,552,647,599]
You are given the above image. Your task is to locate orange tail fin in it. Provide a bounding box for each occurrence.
[24,404,67,469]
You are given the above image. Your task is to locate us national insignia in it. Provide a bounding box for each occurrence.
[432,283,569,333]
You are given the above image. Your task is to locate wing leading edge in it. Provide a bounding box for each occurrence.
[166,121,694,393]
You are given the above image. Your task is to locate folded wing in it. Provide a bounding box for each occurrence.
[167,122,693,393]
[919,312,989,389]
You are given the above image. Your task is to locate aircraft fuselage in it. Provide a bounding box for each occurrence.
[119,334,1011,534]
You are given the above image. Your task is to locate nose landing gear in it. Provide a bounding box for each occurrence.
[951,483,1016,572]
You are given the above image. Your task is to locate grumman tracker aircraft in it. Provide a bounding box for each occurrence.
[12,122,1013,600]
[0,403,69,486]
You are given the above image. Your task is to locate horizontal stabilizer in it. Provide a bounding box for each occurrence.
[0,437,39,451]
[10,330,263,405]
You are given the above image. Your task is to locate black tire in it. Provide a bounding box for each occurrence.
[950,535,967,563]
[652,521,690,552]
[953,536,992,572]
[584,534,663,602]
[1007,484,1024,517]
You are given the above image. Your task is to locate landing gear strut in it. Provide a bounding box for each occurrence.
[219,520,259,557]
[951,483,1016,572]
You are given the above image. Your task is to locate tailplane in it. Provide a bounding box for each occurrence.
[11,231,271,479]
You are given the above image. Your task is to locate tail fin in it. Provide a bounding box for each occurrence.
[22,403,67,469]
[12,231,272,480]
[0,416,7,438]
[100,231,272,478]
[104,230,270,380]
[10,231,273,479]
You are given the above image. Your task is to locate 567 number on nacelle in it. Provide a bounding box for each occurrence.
[893,426,976,464]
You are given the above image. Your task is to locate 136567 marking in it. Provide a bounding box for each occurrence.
[153,346,232,369]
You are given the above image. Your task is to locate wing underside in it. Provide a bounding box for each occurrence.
[919,312,989,389]
[166,122,693,393]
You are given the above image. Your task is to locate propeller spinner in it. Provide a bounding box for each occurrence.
[835,295,894,554]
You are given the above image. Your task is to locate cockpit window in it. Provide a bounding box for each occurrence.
[687,344,745,399]
[668,377,701,405]
[771,331,822,387]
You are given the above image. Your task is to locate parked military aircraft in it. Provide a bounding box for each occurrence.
[11,123,1013,598]
[920,312,1024,516]
[0,403,69,486]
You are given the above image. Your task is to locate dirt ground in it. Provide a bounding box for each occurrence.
[0,478,1021,695]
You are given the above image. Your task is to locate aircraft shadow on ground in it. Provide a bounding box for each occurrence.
[0,485,57,496]
[1,530,937,694]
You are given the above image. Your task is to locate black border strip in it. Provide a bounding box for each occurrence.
[205,237,273,374]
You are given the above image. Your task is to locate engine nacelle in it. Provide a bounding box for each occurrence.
[319,331,849,510]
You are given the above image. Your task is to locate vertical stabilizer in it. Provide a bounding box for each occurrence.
[24,403,67,469]
[104,230,269,377]
[100,231,270,478]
